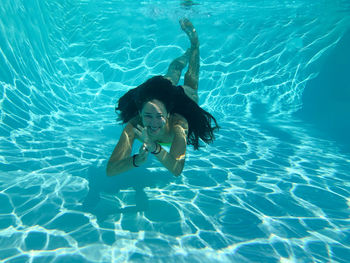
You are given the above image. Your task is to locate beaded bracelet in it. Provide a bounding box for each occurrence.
[132,154,139,167]
[151,143,161,155]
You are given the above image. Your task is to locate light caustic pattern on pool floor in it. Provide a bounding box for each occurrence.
[1,1,350,262]
[1,119,350,263]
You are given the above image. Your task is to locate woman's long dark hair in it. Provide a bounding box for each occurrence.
[116,76,219,150]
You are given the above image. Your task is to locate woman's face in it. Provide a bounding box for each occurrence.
[140,99,168,137]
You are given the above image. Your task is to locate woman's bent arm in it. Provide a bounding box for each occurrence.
[154,124,187,176]
[106,123,135,176]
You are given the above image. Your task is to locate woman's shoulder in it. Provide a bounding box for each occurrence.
[128,115,142,127]
[170,113,188,133]
[122,116,142,140]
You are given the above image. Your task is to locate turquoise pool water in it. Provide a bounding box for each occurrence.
[1,0,350,262]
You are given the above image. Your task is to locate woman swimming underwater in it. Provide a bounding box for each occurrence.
[106,19,219,177]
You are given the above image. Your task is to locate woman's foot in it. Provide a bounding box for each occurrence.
[180,18,199,48]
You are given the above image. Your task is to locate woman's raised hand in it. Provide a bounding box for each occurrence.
[133,125,157,152]
[134,143,149,167]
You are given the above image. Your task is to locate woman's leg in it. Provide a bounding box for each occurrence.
[165,18,199,103]
[180,18,199,103]
[164,49,190,86]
